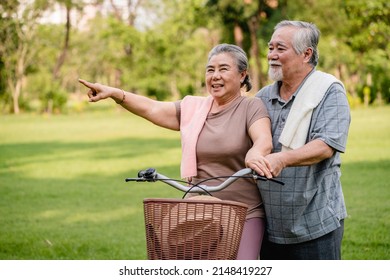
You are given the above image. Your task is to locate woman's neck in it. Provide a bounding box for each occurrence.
[211,94,241,113]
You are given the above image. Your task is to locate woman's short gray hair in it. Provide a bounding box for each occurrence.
[275,20,320,66]
[207,43,252,92]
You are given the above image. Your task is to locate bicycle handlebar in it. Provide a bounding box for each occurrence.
[125,167,284,194]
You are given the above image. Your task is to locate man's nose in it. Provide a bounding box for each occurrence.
[268,51,278,61]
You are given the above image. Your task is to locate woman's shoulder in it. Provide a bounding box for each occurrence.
[241,95,266,106]
[182,95,209,102]
[181,95,211,107]
[239,96,269,117]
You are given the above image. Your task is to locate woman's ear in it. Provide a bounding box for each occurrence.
[240,70,247,83]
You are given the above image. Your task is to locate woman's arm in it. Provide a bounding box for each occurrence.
[79,79,179,130]
[245,117,273,178]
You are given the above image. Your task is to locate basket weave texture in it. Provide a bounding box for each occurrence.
[143,197,248,260]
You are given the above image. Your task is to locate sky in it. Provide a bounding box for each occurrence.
[39,0,156,31]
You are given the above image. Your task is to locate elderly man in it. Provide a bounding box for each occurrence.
[247,20,351,260]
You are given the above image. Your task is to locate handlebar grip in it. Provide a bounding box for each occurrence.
[125,178,142,182]
[125,168,157,182]
[138,168,157,179]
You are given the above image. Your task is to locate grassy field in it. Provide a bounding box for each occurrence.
[0,105,389,260]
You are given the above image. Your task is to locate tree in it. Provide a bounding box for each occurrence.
[282,0,389,105]
[343,0,390,104]
[52,0,83,80]
[100,0,213,100]
[2,0,389,114]
[0,0,51,114]
[204,0,281,92]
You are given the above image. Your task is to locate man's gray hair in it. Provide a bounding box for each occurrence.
[275,20,320,66]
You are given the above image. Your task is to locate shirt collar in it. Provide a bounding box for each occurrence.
[267,81,282,101]
[267,68,316,102]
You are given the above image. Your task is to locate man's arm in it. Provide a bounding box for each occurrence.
[265,139,334,177]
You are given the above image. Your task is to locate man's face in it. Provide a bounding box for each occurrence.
[267,26,306,82]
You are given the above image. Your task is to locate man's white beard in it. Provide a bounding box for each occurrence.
[268,68,283,82]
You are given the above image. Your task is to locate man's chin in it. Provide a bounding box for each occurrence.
[269,75,282,82]
[268,71,283,82]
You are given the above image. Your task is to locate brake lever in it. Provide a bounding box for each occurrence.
[252,173,284,185]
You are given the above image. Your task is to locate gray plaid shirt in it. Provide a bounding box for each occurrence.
[256,70,351,244]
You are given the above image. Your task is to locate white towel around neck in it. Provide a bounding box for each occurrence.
[279,70,343,151]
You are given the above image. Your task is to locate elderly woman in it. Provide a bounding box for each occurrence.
[79,43,272,259]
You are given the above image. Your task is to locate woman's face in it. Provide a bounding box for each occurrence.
[205,53,245,103]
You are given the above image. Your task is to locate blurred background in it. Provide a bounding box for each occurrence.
[1,0,390,260]
[0,0,389,115]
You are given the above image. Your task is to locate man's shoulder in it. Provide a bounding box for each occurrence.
[255,83,278,101]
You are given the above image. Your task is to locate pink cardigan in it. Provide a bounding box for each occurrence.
[179,95,213,178]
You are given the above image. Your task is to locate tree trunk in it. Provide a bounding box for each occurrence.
[233,23,244,49]
[127,0,143,27]
[170,78,180,101]
[8,79,20,115]
[52,4,71,80]
[11,41,29,114]
[247,16,261,93]
[110,0,122,21]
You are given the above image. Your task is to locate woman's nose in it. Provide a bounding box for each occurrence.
[212,70,221,79]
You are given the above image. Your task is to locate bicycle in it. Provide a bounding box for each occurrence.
[125,167,284,260]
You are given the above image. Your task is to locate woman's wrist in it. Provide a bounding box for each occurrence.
[113,88,126,104]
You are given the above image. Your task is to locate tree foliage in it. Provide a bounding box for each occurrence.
[0,0,389,114]
[0,0,52,113]
[343,0,390,104]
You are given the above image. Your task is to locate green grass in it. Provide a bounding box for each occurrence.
[0,106,389,260]
[340,106,390,260]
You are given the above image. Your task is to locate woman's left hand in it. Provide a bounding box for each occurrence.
[245,149,272,179]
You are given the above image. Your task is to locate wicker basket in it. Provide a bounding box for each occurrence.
[143,196,248,260]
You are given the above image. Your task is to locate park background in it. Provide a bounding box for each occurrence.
[0,0,389,260]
